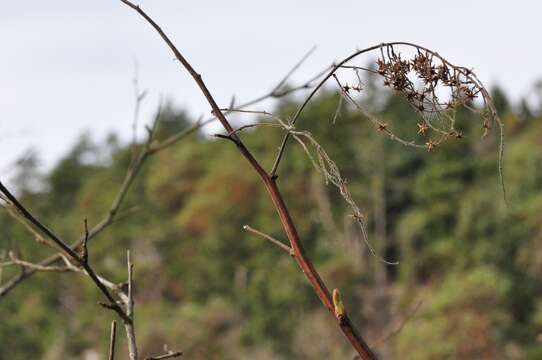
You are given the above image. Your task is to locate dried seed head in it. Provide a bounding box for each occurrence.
[417,122,429,135]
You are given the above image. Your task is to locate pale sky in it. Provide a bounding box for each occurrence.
[1,0,541,176]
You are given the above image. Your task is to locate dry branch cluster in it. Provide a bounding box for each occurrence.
[375,45,494,141]
[331,43,504,154]
[0,2,505,360]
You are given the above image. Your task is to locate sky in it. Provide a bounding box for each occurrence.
[1,0,541,176]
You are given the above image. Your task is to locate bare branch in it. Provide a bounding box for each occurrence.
[243,225,293,255]
[371,300,423,348]
[2,252,72,272]
[0,250,5,284]
[82,219,89,264]
[0,268,32,297]
[109,321,117,360]
[227,122,282,137]
[125,250,138,360]
[145,352,183,360]
[0,181,130,321]
[271,45,316,93]
[131,60,148,163]
[145,345,183,360]
[331,74,424,149]
[0,182,80,260]
[0,104,161,299]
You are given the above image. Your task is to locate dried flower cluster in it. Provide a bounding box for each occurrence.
[376,46,486,141]
[328,43,503,172]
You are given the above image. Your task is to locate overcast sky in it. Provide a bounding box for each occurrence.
[1,0,540,175]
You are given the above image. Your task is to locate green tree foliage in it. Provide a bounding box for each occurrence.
[0,87,541,359]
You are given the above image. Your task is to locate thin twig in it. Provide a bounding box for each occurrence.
[82,219,89,264]
[125,250,138,360]
[145,348,183,360]
[0,250,5,284]
[109,321,117,360]
[371,300,423,348]
[273,45,317,92]
[227,122,282,137]
[243,225,293,255]
[3,252,72,272]
[131,60,148,164]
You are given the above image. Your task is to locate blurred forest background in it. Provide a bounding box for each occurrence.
[1,76,541,359]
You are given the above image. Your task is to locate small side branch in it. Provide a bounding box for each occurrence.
[2,252,72,272]
[125,250,138,360]
[371,300,423,348]
[109,321,117,360]
[82,219,89,264]
[145,347,183,360]
[243,225,293,255]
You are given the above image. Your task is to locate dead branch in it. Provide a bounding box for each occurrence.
[243,225,293,255]
[109,321,117,360]
[371,301,423,348]
[1,251,71,272]
[145,352,183,360]
[145,345,183,360]
[125,250,138,360]
[0,181,130,318]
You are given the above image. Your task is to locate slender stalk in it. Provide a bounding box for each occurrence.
[125,250,138,360]
[243,225,293,254]
[145,350,183,360]
[109,321,117,360]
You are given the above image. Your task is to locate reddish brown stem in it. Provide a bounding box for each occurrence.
[120,1,376,358]
[263,176,375,358]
